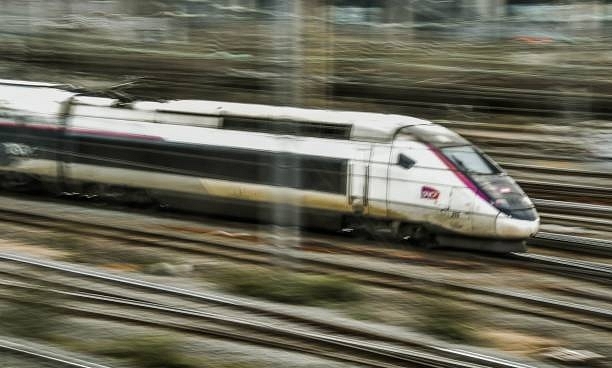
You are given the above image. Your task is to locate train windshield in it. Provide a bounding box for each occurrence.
[440,146,501,175]
[471,174,537,220]
[439,144,537,220]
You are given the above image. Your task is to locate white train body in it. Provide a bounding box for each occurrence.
[0,80,539,252]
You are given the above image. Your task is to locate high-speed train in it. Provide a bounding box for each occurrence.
[0,79,539,252]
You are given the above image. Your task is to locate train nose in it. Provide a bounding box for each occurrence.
[496,214,540,239]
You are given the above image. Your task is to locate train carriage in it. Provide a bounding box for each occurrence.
[0,79,539,252]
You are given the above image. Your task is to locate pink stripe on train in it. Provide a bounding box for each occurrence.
[427,145,490,203]
[0,120,163,141]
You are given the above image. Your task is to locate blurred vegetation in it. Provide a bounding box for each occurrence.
[0,290,65,339]
[209,267,362,306]
[92,336,252,368]
[417,298,477,343]
[48,234,169,267]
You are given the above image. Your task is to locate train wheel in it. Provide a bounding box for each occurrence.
[0,172,38,192]
[104,186,155,207]
[395,222,416,241]
[408,225,437,249]
[341,216,377,240]
[397,224,437,249]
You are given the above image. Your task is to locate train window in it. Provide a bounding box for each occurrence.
[441,146,501,175]
[67,135,348,194]
[222,116,351,140]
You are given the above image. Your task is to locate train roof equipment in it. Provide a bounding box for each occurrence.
[131,100,432,143]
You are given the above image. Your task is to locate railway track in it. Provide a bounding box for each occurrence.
[0,200,609,277]
[531,199,612,235]
[492,147,607,163]
[8,31,612,119]
[511,253,612,278]
[501,163,612,181]
[539,213,611,234]
[331,82,612,118]
[534,199,612,221]
[0,199,611,333]
[5,39,612,170]
[0,256,541,368]
[0,337,111,368]
[522,181,612,206]
[529,232,612,256]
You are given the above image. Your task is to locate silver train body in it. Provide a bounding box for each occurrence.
[0,80,539,252]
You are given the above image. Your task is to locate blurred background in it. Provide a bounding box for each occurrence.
[1,2,612,367]
[1,0,611,175]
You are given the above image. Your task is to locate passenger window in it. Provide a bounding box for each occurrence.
[397,153,415,169]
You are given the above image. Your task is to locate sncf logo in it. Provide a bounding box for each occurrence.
[421,186,440,200]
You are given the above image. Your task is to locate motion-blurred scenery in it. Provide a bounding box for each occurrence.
[0,1,610,367]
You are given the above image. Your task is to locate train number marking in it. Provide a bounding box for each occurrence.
[421,186,440,200]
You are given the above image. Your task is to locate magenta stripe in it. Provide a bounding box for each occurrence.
[428,145,490,203]
[68,127,163,141]
[0,120,59,130]
[0,119,163,141]
[23,123,60,131]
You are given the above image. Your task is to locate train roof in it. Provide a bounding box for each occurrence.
[0,79,430,142]
[132,99,431,142]
[0,83,75,116]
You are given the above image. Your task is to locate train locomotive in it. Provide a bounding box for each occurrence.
[0,79,539,252]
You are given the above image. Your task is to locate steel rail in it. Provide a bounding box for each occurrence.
[333,93,611,118]
[519,180,612,200]
[500,162,612,180]
[9,284,529,368]
[2,251,612,336]
[0,250,609,349]
[538,212,612,233]
[0,281,532,368]
[0,271,544,368]
[0,296,408,368]
[533,199,612,220]
[0,338,112,368]
[0,204,610,285]
[510,253,612,276]
[534,254,612,272]
[9,29,612,126]
[0,285,410,368]
[0,197,610,320]
[528,232,612,256]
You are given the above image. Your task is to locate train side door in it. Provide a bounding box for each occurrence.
[349,146,372,215]
[366,144,390,218]
[59,99,80,190]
